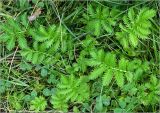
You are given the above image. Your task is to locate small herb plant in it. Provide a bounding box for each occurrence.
[0,1,159,112]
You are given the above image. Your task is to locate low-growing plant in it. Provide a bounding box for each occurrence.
[30,96,47,112]
[116,8,156,49]
[0,1,159,112]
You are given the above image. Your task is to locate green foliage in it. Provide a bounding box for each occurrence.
[29,25,68,50]
[83,4,119,36]
[87,49,150,87]
[57,75,89,102]
[68,35,97,73]
[21,25,73,64]
[51,75,90,111]
[139,75,160,106]
[116,8,156,49]
[43,88,53,96]
[24,90,37,102]
[0,17,28,50]
[8,92,25,110]
[30,96,47,112]
[0,1,159,112]
[0,80,11,94]
[17,0,29,9]
[50,93,68,112]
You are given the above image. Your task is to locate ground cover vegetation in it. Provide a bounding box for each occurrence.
[0,0,159,112]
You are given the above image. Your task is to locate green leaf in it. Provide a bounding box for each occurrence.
[37,2,44,8]
[56,75,90,103]
[129,33,138,47]
[89,66,105,80]
[83,5,117,36]
[18,37,28,49]
[119,98,126,109]
[116,8,156,49]
[41,68,48,77]
[73,106,80,113]
[94,20,101,36]
[20,12,28,27]
[50,93,68,112]
[114,108,124,113]
[6,37,15,50]
[119,58,128,70]
[102,69,113,86]
[115,72,124,87]
[125,72,133,83]
[95,96,103,112]
[19,62,32,71]
[0,17,27,51]
[31,90,37,97]
[104,52,116,67]
[128,8,135,22]
[32,52,39,64]
[102,21,112,33]
[43,88,51,96]
[30,96,47,112]
[141,8,156,19]
[103,96,111,106]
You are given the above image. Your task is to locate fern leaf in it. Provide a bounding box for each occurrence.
[20,13,28,27]
[21,24,73,65]
[97,49,105,62]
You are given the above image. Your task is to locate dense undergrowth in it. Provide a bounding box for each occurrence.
[0,0,159,112]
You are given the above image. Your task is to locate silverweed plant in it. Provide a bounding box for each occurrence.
[0,0,159,112]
